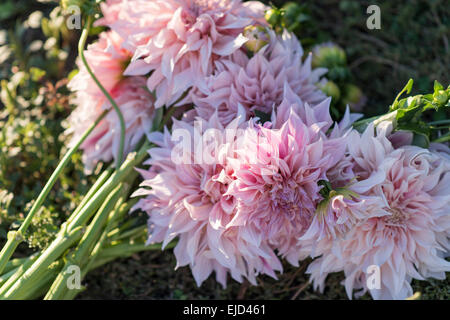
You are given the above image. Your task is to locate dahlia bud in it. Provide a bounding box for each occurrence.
[265,7,283,28]
[243,26,269,53]
[406,95,422,108]
[433,90,448,105]
[282,2,309,33]
[312,43,347,69]
[341,84,367,112]
[318,80,341,103]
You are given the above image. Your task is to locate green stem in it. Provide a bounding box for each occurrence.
[66,142,149,232]
[79,15,126,169]
[75,185,124,264]
[432,131,450,143]
[98,241,175,260]
[3,256,32,274]
[82,197,138,272]
[0,268,19,287]
[44,184,124,300]
[109,225,147,242]
[46,169,141,300]
[0,110,108,276]
[0,253,39,296]
[26,262,63,300]
[66,167,114,226]
[1,226,84,300]
[428,119,450,126]
[60,239,176,300]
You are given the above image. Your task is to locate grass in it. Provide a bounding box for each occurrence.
[0,0,449,299]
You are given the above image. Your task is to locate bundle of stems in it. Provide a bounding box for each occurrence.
[0,17,170,299]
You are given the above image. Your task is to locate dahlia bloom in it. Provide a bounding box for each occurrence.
[68,30,131,97]
[67,76,156,173]
[191,28,327,126]
[132,114,283,286]
[297,109,383,253]
[307,122,450,300]
[67,28,155,172]
[133,89,369,286]
[98,0,268,108]
[225,108,347,266]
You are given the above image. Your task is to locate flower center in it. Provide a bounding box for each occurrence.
[269,179,301,220]
[384,207,408,226]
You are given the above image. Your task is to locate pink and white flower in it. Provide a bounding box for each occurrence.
[98,0,268,108]
[68,30,131,97]
[226,104,346,266]
[306,123,450,299]
[67,29,155,172]
[132,113,284,286]
[133,99,349,285]
[67,76,156,173]
[191,29,327,126]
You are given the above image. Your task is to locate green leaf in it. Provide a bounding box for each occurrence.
[411,133,430,148]
[390,79,414,111]
[318,180,332,198]
[434,81,444,92]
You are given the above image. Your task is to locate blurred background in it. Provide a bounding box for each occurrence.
[0,0,448,299]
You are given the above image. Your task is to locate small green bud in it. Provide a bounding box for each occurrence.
[265,8,283,27]
[341,84,366,112]
[433,90,448,105]
[312,43,347,69]
[318,81,341,103]
[243,26,269,53]
[282,2,309,32]
[283,2,303,21]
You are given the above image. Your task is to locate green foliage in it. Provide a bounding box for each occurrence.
[0,190,14,239]
[353,79,449,148]
[0,2,92,250]
[265,2,311,35]
[27,206,59,250]
[390,79,450,147]
[0,0,29,22]
[312,44,348,81]
[266,2,367,119]
[271,0,449,119]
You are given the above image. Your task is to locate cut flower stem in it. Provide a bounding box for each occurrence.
[0,110,108,276]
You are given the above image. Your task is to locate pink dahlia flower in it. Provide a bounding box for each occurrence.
[133,114,284,286]
[67,30,155,172]
[191,28,327,126]
[133,92,365,286]
[225,106,346,266]
[307,122,450,300]
[295,108,381,258]
[68,30,131,97]
[98,0,268,108]
[67,76,156,173]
